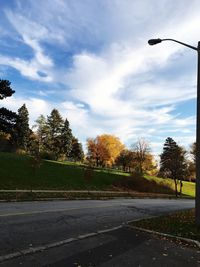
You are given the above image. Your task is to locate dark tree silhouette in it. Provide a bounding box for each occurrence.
[70,137,84,162]
[0,79,15,100]
[0,79,17,135]
[60,118,73,157]
[160,137,187,197]
[13,104,30,151]
[46,109,64,159]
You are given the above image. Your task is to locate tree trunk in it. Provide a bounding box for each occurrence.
[174,179,178,197]
[179,180,183,197]
[123,164,126,172]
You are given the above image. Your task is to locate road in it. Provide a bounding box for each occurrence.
[0,198,196,266]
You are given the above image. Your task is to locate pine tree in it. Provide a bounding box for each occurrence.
[0,79,15,99]
[160,137,187,197]
[0,108,17,134]
[35,115,49,152]
[70,137,84,162]
[0,80,17,135]
[60,118,73,157]
[13,104,30,151]
[47,109,64,159]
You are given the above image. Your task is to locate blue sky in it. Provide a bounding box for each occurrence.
[0,0,199,156]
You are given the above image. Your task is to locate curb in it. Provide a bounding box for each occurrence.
[128,225,200,249]
[0,225,122,263]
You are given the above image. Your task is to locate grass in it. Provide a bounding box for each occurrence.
[0,152,126,190]
[130,209,200,242]
[112,173,175,195]
[145,175,195,198]
[0,152,195,198]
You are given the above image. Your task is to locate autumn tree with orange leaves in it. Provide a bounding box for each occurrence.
[87,134,124,167]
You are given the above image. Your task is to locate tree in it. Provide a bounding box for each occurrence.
[12,104,30,151]
[160,137,187,197]
[34,115,49,152]
[60,118,73,157]
[0,108,17,135]
[132,138,150,174]
[0,79,15,99]
[142,153,158,176]
[115,149,135,172]
[87,137,108,167]
[184,142,196,182]
[46,109,64,159]
[185,159,196,182]
[87,134,124,167]
[70,137,84,162]
[0,80,17,135]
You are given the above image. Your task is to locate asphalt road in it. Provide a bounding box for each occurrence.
[0,198,195,266]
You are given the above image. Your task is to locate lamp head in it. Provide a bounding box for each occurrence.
[148,38,162,45]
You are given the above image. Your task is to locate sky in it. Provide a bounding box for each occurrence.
[0,0,199,157]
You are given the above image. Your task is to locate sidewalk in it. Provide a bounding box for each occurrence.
[0,189,177,201]
[1,227,199,267]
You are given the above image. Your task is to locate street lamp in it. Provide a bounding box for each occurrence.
[148,38,200,227]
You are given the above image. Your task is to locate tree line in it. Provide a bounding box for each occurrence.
[0,79,84,161]
[0,79,197,197]
[86,135,196,196]
[86,136,156,175]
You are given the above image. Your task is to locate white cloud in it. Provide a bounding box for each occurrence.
[0,9,54,81]
[1,96,51,126]
[0,0,199,156]
[0,55,52,82]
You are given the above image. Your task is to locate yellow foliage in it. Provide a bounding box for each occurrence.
[87,134,124,166]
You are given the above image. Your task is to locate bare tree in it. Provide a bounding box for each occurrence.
[132,138,150,174]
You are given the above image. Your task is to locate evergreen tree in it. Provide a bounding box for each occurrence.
[160,137,187,197]
[70,137,84,162]
[0,79,15,99]
[13,104,30,151]
[60,118,73,157]
[0,80,17,134]
[47,109,64,159]
[0,108,17,134]
[35,115,49,152]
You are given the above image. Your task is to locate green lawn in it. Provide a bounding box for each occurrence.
[0,152,195,197]
[0,152,125,190]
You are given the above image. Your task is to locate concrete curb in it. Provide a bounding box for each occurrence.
[0,190,188,202]
[0,225,122,263]
[128,225,200,249]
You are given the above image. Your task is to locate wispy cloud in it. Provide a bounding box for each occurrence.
[0,0,199,155]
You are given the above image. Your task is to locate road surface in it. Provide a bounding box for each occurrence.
[0,198,196,266]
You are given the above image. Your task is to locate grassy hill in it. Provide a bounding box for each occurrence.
[0,152,195,197]
[145,175,195,198]
[0,152,127,190]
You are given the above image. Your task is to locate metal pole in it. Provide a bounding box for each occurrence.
[196,41,200,227]
[148,38,200,226]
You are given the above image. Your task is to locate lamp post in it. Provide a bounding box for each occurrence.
[148,38,200,226]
